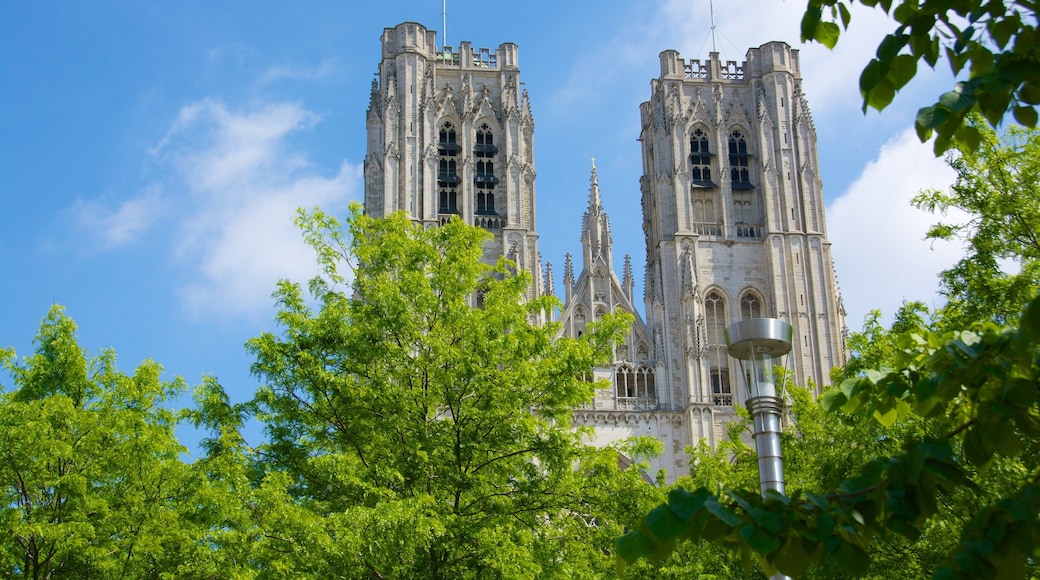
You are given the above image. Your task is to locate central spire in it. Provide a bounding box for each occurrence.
[581,158,612,271]
[588,157,602,213]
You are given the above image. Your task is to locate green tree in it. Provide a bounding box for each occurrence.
[244,204,654,578]
[913,118,1040,328]
[618,295,1040,578]
[801,0,1040,154]
[0,307,208,578]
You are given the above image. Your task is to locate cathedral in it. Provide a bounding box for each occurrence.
[365,22,846,482]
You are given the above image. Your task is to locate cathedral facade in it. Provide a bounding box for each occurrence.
[365,23,846,483]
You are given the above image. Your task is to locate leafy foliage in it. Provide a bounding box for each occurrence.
[913,117,1040,328]
[801,0,1040,154]
[618,294,1040,578]
[243,204,652,577]
[0,307,208,578]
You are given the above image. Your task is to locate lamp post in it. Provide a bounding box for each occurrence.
[725,318,793,580]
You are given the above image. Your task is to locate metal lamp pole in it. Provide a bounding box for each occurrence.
[725,318,793,580]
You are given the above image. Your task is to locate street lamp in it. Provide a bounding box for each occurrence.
[724,317,793,497]
[725,318,793,580]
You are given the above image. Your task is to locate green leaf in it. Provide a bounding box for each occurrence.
[1013,105,1038,127]
[704,498,742,527]
[888,54,918,90]
[1021,294,1040,342]
[667,487,708,521]
[617,530,657,564]
[801,5,823,43]
[838,2,851,28]
[772,534,814,577]
[990,16,1018,49]
[860,60,886,101]
[955,124,982,153]
[1017,82,1040,105]
[939,87,976,113]
[867,78,897,111]
[739,523,782,555]
[877,34,907,61]
[985,419,1021,457]
[833,540,871,575]
[644,504,687,543]
[816,21,841,49]
[873,400,899,428]
[962,425,993,468]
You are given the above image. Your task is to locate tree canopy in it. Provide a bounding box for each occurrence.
[241,204,653,577]
[801,0,1040,154]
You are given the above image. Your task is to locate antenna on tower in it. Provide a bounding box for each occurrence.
[442,0,447,50]
[709,0,718,53]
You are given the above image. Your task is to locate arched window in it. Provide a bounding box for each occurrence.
[705,290,731,405]
[439,189,457,213]
[740,292,762,319]
[438,122,459,156]
[476,191,495,214]
[692,190,718,236]
[689,128,714,185]
[474,123,498,220]
[615,364,657,408]
[437,122,460,216]
[728,130,751,187]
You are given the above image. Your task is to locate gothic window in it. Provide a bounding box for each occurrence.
[438,159,459,182]
[728,130,752,188]
[438,122,460,156]
[615,364,657,405]
[740,291,762,319]
[733,191,760,238]
[437,122,460,216]
[692,190,718,236]
[689,128,715,186]
[711,369,731,405]
[476,191,495,214]
[474,123,498,217]
[705,290,732,405]
[475,124,497,156]
[439,189,458,213]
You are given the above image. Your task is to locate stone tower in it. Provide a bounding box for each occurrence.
[564,43,847,482]
[364,22,542,289]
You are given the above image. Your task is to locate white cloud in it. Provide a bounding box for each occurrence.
[67,185,166,249]
[826,129,962,328]
[256,58,337,87]
[149,99,361,321]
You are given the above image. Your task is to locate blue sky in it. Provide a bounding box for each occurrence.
[2,1,965,450]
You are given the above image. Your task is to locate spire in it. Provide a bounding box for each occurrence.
[545,261,555,298]
[580,158,613,272]
[589,157,602,212]
[563,253,574,302]
[623,254,634,301]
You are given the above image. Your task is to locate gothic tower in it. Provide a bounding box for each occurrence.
[563,43,847,482]
[365,22,542,289]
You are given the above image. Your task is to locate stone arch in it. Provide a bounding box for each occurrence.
[738,287,767,320]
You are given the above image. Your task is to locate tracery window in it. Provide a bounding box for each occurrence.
[733,191,760,238]
[438,122,460,215]
[692,190,718,236]
[689,128,714,185]
[473,123,498,218]
[705,290,732,405]
[740,291,762,320]
[615,364,657,406]
[728,130,751,187]
[438,122,459,156]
